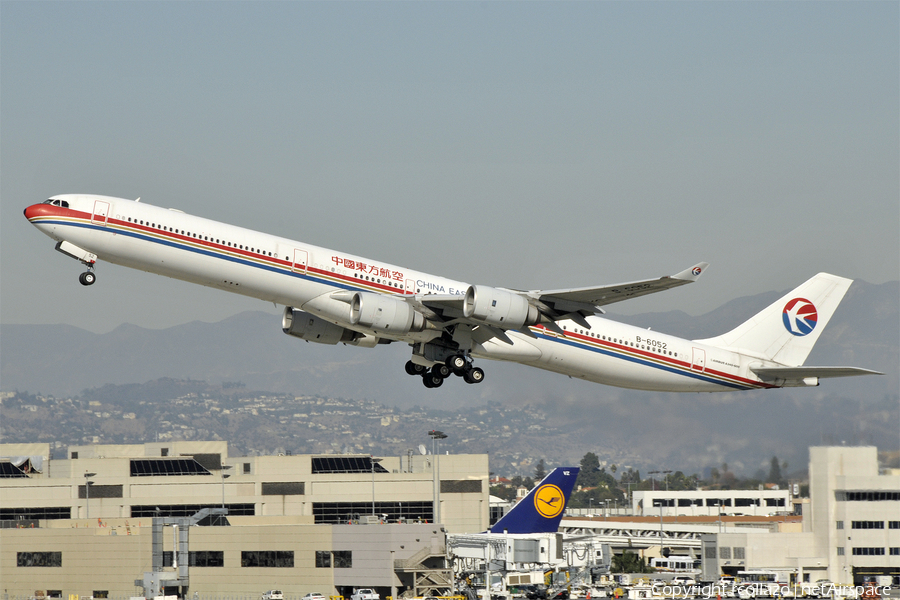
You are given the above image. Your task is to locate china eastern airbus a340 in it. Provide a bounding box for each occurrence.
[25,194,880,391]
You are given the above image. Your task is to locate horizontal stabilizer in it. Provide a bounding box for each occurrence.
[489,467,579,534]
[751,366,883,381]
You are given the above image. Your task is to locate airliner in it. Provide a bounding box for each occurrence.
[24,194,880,391]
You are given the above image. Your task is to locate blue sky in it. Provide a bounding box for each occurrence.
[2,1,897,333]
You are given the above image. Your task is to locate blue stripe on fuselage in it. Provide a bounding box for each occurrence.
[532,330,752,391]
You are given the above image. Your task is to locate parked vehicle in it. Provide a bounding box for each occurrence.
[302,594,327,600]
[262,592,284,600]
[351,589,380,600]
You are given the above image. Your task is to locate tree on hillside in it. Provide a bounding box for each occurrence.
[577,452,601,489]
[534,459,546,481]
[768,456,784,486]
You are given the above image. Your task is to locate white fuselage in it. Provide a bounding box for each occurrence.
[26,194,776,392]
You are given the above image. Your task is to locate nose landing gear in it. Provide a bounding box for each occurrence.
[78,270,96,286]
[404,355,485,388]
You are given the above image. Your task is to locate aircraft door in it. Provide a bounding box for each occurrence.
[405,279,416,295]
[292,249,308,274]
[691,348,706,372]
[91,200,110,226]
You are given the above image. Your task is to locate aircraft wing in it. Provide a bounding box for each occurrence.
[414,263,710,335]
[530,262,709,312]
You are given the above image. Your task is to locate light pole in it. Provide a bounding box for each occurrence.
[428,430,447,524]
[84,472,96,520]
[589,497,594,517]
[221,464,233,510]
[603,499,610,520]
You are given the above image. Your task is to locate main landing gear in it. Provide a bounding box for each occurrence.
[404,355,485,389]
[78,269,96,286]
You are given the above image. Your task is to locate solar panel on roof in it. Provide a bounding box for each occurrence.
[130,458,212,477]
[311,456,388,474]
[0,462,28,478]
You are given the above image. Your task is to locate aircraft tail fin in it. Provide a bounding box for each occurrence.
[695,273,852,367]
[489,467,579,534]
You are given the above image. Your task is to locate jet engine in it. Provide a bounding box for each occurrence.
[283,307,371,346]
[463,285,540,329]
[350,292,425,335]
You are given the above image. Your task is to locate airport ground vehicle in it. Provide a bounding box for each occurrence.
[262,592,284,600]
[351,589,380,600]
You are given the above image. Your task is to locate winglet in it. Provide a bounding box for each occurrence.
[489,467,579,534]
[672,262,709,282]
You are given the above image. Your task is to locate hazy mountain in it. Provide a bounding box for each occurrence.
[3,280,896,403]
[2,280,897,475]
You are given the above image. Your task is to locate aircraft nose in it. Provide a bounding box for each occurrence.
[24,203,52,221]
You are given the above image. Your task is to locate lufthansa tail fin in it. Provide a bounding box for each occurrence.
[696,273,852,367]
[489,467,579,534]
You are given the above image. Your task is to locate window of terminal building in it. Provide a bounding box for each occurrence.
[704,546,717,559]
[163,551,224,567]
[70,452,78,459]
[17,551,62,567]
[161,448,169,456]
[46,592,62,598]
[837,547,845,556]
[837,521,844,529]
[719,547,731,559]
[733,547,745,559]
[852,521,885,529]
[243,463,251,474]
[441,480,482,493]
[836,490,900,501]
[889,521,900,529]
[851,547,885,556]
[735,498,760,507]
[78,484,123,499]
[93,592,108,599]
[652,498,675,507]
[333,550,352,568]
[262,482,304,495]
[316,551,332,568]
[765,498,786,507]
[131,503,254,518]
[312,501,432,524]
[891,548,900,556]
[241,550,294,568]
[706,498,731,506]
[2,507,71,521]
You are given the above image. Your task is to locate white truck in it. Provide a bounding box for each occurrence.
[350,589,379,600]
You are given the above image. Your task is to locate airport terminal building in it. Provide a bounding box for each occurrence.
[700,446,900,586]
[0,441,489,598]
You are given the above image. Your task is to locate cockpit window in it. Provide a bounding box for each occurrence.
[43,199,69,208]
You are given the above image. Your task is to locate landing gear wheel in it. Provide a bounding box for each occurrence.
[464,367,485,384]
[446,354,468,375]
[79,271,96,286]
[430,364,451,379]
[422,373,444,388]
[405,360,426,376]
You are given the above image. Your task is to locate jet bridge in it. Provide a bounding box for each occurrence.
[135,507,229,598]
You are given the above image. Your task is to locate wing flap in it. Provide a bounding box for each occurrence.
[751,366,883,381]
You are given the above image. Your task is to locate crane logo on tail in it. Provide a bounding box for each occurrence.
[534,484,565,519]
[782,298,818,336]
